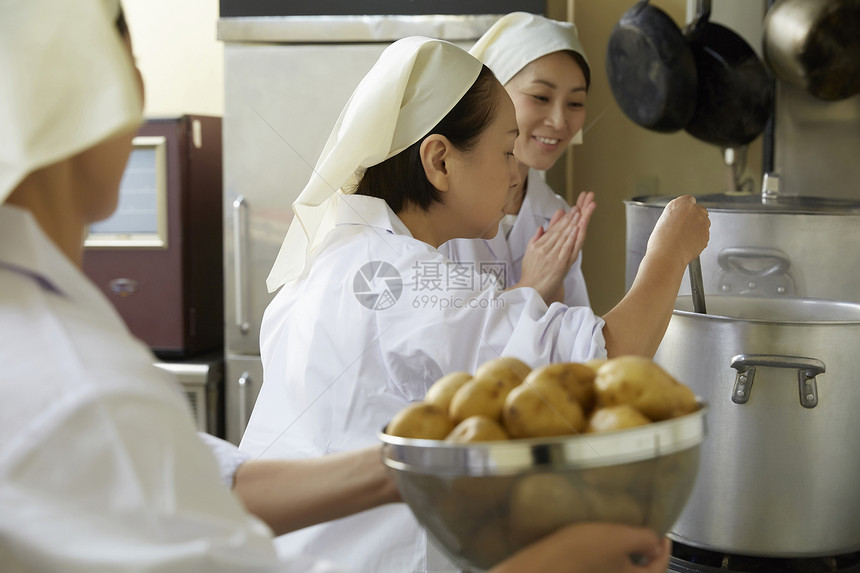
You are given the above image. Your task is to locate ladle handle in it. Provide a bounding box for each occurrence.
[689,256,707,314]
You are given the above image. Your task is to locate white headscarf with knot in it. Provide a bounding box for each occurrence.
[266,36,482,292]
[0,0,143,206]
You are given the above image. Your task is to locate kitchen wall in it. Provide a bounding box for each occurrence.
[547,0,764,314]
[124,0,224,117]
[124,0,764,314]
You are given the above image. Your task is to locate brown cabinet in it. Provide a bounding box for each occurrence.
[83,115,223,359]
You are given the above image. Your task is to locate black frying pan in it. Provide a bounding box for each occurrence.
[683,0,774,146]
[607,0,773,147]
[605,0,698,132]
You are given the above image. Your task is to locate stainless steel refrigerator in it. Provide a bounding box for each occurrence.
[219,1,544,445]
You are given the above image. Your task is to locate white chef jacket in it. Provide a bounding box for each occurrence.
[241,194,607,573]
[0,204,345,573]
[439,169,591,308]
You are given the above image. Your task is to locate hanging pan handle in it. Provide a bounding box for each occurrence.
[730,354,825,408]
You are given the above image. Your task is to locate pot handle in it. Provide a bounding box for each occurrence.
[730,354,825,408]
[717,247,791,277]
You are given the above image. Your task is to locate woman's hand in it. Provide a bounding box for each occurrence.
[570,190,596,262]
[646,195,710,268]
[602,194,710,358]
[512,192,595,304]
[490,523,671,573]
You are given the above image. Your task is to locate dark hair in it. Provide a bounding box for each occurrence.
[353,65,498,213]
[568,50,591,91]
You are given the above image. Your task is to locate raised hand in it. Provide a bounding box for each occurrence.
[569,191,596,263]
[513,192,596,305]
[646,195,710,268]
[514,207,581,303]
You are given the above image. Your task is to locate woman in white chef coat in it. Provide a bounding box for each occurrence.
[0,3,672,572]
[0,2,404,571]
[440,12,597,307]
[242,32,706,572]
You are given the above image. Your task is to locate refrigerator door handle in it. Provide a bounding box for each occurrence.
[237,370,251,437]
[232,195,250,334]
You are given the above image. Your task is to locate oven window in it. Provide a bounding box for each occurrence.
[85,136,168,248]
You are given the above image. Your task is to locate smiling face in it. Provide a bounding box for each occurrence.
[505,50,587,172]
[444,80,520,240]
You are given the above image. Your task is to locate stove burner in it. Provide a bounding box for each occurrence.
[669,541,860,573]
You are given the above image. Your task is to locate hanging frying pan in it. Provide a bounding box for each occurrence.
[683,0,774,147]
[605,0,698,132]
[763,0,860,101]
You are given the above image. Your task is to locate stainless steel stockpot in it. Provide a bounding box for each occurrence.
[625,194,860,303]
[657,294,860,557]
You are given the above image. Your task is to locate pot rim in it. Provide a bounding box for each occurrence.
[673,294,860,325]
[625,194,860,215]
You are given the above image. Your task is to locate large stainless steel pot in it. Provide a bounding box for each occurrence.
[625,194,860,303]
[656,294,860,556]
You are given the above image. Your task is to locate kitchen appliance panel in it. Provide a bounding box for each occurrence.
[155,354,225,438]
[84,116,223,358]
[223,43,391,358]
[219,0,544,17]
[224,354,264,446]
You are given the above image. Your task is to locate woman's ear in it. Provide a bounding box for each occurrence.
[419,134,450,192]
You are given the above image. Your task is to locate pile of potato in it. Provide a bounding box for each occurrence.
[385,355,699,442]
[383,356,702,568]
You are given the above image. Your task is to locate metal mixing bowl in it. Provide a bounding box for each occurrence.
[380,403,707,571]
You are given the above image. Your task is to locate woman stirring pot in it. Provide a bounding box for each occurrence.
[241,34,708,572]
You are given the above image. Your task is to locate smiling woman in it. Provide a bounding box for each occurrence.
[505,50,588,173]
[440,11,597,308]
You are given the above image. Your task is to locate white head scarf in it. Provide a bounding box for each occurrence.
[266,37,482,292]
[469,12,589,86]
[0,0,143,206]
[469,12,589,145]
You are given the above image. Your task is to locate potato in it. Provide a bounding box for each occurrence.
[425,371,473,411]
[449,375,520,424]
[475,356,532,386]
[433,489,488,539]
[449,475,517,514]
[447,415,509,443]
[385,402,454,440]
[503,380,586,438]
[469,520,512,570]
[524,362,597,412]
[595,356,698,421]
[583,488,644,525]
[580,459,652,492]
[509,473,589,546]
[587,404,652,433]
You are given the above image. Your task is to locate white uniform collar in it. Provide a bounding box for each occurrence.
[336,194,413,238]
[0,205,66,296]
